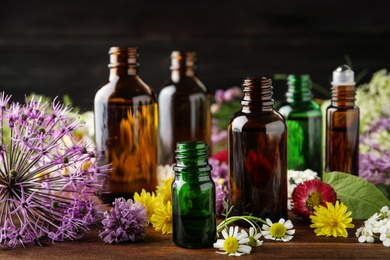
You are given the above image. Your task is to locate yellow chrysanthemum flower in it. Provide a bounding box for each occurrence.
[310,201,354,237]
[150,201,172,234]
[134,189,156,224]
[156,177,173,204]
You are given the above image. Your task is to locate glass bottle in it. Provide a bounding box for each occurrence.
[325,65,359,175]
[228,77,287,222]
[172,141,216,248]
[278,74,323,178]
[158,51,211,166]
[94,47,158,204]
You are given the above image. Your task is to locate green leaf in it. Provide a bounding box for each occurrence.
[376,183,390,200]
[323,171,390,219]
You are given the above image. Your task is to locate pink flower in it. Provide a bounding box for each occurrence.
[291,179,337,221]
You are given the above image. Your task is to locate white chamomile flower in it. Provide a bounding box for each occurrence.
[261,218,295,242]
[240,227,263,247]
[213,226,252,256]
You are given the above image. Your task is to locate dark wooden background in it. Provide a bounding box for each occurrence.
[1,0,389,112]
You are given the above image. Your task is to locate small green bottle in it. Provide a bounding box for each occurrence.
[278,74,323,178]
[172,141,216,248]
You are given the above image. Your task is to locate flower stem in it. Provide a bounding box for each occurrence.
[217,215,268,233]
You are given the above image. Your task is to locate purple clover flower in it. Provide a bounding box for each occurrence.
[0,92,110,248]
[99,198,148,244]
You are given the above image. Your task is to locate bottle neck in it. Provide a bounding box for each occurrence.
[331,85,356,107]
[170,51,196,82]
[241,77,275,112]
[108,47,140,79]
[286,74,312,103]
[173,141,212,177]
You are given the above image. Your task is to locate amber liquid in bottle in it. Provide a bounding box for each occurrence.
[158,51,211,166]
[325,87,359,175]
[228,77,287,222]
[94,47,158,203]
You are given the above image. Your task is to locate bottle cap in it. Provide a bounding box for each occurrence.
[331,65,355,86]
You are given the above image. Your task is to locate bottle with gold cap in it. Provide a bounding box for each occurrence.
[325,65,360,175]
[94,47,158,203]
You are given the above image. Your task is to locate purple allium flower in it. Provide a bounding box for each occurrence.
[99,198,148,244]
[0,92,110,248]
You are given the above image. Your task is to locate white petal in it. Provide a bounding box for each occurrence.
[286,229,295,235]
[216,251,228,255]
[238,244,252,254]
[249,227,255,236]
[213,239,225,249]
[233,226,239,237]
[230,252,245,256]
[278,218,286,224]
[222,229,229,239]
[256,240,263,246]
[229,226,234,237]
[284,220,294,229]
[240,229,249,237]
[238,237,250,244]
[358,236,367,243]
[282,235,293,242]
[261,230,270,236]
[266,218,273,226]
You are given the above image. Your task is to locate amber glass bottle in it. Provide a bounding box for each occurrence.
[172,141,216,248]
[228,77,287,222]
[278,74,322,177]
[158,51,211,166]
[94,47,158,203]
[325,65,359,175]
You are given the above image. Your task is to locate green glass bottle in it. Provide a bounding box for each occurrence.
[278,74,323,178]
[228,77,287,222]
[172,141,216,248]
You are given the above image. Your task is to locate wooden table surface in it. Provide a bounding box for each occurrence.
[2,212,390,259]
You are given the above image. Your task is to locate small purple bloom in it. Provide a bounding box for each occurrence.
[99,198,148,244]
[209,158,230,216]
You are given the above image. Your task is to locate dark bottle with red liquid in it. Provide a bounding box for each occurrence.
[228,76,287,222]
[325,65,359,175]
[94,47,158,204]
